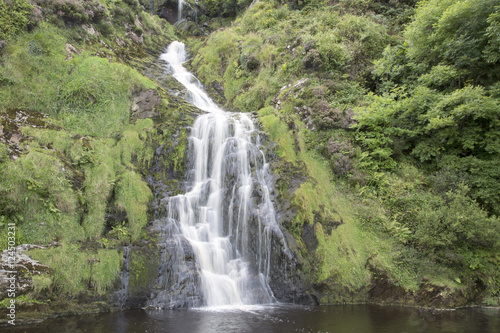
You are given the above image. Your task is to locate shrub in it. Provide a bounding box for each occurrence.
[0,0,34,41]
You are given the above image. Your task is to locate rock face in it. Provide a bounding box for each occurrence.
[130,89,162,122]
[0,109,52,159]
[259,134,318,305]
[147,218,204,308]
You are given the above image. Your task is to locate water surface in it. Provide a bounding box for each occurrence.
[5,304,499,333]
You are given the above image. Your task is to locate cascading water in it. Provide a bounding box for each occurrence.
[116,245,131,308]
[178,0,184,22]
[149,41,289,308]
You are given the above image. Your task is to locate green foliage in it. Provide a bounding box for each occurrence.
[259,107,396,293]
[0,150,82,247]
[30,244,121,297]
[404,0,499,85]
[0,0,34,41]
[198,0,253,19]
[413,185,500,250]
[114,170,152,239]
[194,1,390,113]
[0,23,156,137]
[38,0,109,26]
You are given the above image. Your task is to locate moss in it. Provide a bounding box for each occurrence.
[29,243,121,297]
[257,106,406,301]
[0,150,83,247]
[114,170,152,240]
[127,242,159,294]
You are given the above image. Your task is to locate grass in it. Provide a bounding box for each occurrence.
[0,0,190,311]
[114,170,152,240]
[258,106,427,299]
[0,22,157,137]
[29,243,122,297]
[0,17,162,246]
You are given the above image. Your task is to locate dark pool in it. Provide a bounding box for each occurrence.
[3,304,500,333]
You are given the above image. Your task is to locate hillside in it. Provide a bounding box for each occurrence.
[0,0,499,324]
[185,0,500,307]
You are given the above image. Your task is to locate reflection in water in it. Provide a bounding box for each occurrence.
[3,305,500,333]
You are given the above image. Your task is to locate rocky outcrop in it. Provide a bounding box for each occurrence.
[0,243,58,300]
[130,89,163,122]
[0,109,53,159]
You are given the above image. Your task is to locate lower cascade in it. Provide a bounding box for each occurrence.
[148,41,289,308]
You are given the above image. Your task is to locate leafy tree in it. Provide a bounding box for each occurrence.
[404,0,499,85]
[358,0,500,215]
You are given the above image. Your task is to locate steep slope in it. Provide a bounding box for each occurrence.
[0,0,199,323]
[189,0,500,307]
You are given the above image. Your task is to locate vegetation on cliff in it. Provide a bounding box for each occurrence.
[191,0,500,306]
[0,0,196,320]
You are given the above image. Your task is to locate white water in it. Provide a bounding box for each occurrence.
[178,0,184,22]
[159,41,287,307]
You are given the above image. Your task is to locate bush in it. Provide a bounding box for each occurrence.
[414,185,500,250]
[0,0,34,41]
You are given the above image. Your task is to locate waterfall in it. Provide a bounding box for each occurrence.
[152,41,288,308]
[178,0,184,22]
[115,245,131,308]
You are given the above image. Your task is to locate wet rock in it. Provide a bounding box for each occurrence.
[130,89,162,122]
[212,81,225,100]
[268,229,317,305]
[120,239,161,309]
[301,223,318,253]
[176,20,205,37]
[147,225,204,309]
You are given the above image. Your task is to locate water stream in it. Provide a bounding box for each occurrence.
[150,41,288,308]
[178,0,184,22]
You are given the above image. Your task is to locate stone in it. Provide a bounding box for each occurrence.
[65,43,79,61]
[0,243,59,300]
[130,89,162,121]
[128,31,143,44]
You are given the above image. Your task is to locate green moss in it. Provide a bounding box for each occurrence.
[128,243,159,293]
[114,170,152,240]
[29,244,122,297]
[258,106,404,297]
[258,107,297,164]
[0,150,83,247]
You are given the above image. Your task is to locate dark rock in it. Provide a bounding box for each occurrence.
[130,89,162,122]
[146,220,204,309]
[246,54,260,71]
[304,41,314,53]
[302,49,322,70]
[301,223,318,252]
[176,20,205,36]
[212,81,225,100]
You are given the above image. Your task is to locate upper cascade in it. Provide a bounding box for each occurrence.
[152,41,289,307]
[160,42,220,113]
